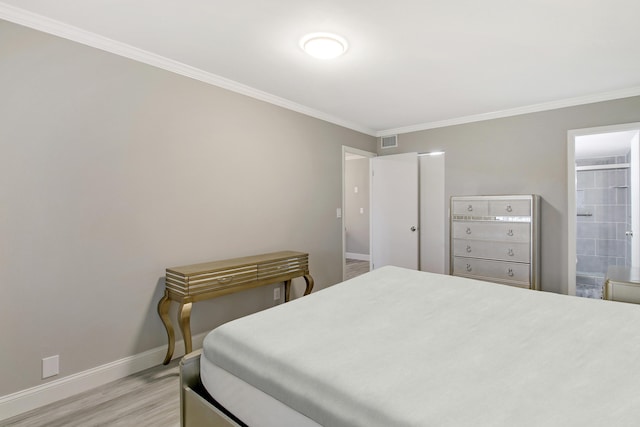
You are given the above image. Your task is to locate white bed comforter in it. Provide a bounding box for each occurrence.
[202,266,640,427]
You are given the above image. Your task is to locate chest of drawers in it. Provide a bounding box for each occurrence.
[450,195,540,290]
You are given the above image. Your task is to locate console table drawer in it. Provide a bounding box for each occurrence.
[166,265,258,296]
[258,255,309,280]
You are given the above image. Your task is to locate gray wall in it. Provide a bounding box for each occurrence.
[379,96,640,294]
[0,20,375,396]
[345,157,370,255]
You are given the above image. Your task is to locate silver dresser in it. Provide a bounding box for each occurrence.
[450,195,540,290]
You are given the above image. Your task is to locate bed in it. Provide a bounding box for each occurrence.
[180,265,640,426]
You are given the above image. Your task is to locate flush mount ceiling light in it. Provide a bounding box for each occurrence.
[300,33,348,59]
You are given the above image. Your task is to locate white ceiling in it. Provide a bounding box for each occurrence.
[2,1,640,136]
[575,130,639,159]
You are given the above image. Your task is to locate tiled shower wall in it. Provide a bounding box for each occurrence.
[576,154,631,298]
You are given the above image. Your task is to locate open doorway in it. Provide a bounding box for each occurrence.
[568,123,640,297]
[342,146,376,280]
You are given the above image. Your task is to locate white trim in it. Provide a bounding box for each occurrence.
[567,133,577,296]
[631,133,640,268]
[342,146,376,281]
[0,3,376,137]
[0,332,208,421]
[345,252,371,261]
[575,163,630,171]
[567,122,640,297]
[379,87,640,137]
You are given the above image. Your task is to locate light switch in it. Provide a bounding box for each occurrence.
[354,186,359,193]
[360,207,364,214]
[336,208,342,218]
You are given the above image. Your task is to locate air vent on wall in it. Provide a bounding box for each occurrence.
[380,135,398,149]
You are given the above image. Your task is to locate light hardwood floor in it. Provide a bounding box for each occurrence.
[345,258,369,280]
[3,360,181,427]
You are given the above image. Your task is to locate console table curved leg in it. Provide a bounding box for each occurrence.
[303,274,314,295]
[178,302,193,355]
[157,290,174,365]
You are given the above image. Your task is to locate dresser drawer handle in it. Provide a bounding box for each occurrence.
[216,276,233,284]
[507,268,514,277]
[508,249,514,257]
[467,205,473,212]
[466,264,472,272]
[466,245,472,253]
[506,204,513,212]
[466,227,472,235]
[507,229,514,236]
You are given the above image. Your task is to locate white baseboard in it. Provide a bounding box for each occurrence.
[0,332,208,421]
[346,252,370,261]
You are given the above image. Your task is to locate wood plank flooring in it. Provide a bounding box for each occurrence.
[345,258,369,280]
[3,360,180,427]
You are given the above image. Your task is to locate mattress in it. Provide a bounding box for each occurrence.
[202,266,640,427]
[201,354,320,427]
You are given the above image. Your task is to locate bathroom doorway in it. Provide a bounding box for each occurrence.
[568,124,640,298]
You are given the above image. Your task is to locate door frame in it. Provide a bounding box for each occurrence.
[342,146,376,281]
[419,152,446,274]
[567,122,640,296]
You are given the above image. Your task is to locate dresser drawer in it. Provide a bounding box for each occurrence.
[452,200,489,216]
[488,199,531,216]
[453,239,530,263]
[452,257,531,287]
[452,221,530,242]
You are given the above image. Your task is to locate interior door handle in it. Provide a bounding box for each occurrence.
[410,226,417,232]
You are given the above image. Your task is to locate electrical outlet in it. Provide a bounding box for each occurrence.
[42,355,59,379]
[273,287,281,301]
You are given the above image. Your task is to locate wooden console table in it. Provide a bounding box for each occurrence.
[157,251,313,365]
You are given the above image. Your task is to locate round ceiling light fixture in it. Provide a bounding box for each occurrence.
[300,33,348,59]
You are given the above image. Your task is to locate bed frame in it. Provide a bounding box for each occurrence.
[180,350,245,427]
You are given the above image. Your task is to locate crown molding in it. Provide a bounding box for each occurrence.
[3,3,639,140]
[377,86,640,137]
[0,3,377,137]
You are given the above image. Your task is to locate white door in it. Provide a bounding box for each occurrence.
[370,152,419,270]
